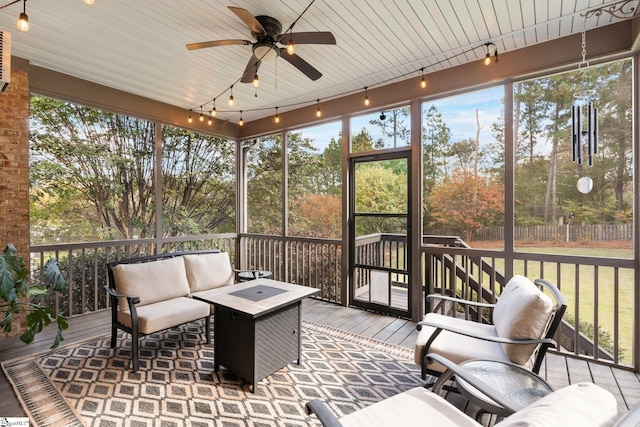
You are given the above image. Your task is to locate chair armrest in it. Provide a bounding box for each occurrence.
[305,400,344,427]
[427,294,496,309]
[426,353,525,414]
[417,319,556,347]
[103,285,141,305]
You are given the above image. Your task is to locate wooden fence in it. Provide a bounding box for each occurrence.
[429,224,632,242]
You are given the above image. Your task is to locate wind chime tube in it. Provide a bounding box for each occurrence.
[576,104,582,164]
[587,101,593,166]
[593,106,598,155]
[572,105,578,162]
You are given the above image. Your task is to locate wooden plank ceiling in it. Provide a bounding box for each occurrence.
[0,0,637,124]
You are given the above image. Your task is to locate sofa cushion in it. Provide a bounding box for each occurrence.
[339,386,481,427]
[112,256,191,308]
[492,275,553,365]
[499,382,618,427]
[183,252,234,293]
[117,296,210,334]
[414,312,511,372]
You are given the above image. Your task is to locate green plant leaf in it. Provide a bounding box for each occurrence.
[44,258,68,293]
[26,285,47,298]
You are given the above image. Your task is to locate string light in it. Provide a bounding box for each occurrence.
[199,106,204,122]
[253,74,259,88]
[274,107,280,124]
[207,115,212,125]
[186,40,501,123]
[239,111,244,126]
[188,110,193,123]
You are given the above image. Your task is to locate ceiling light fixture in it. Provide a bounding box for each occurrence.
[188,110,193,124]
[207,115,212,125]
[420,68,427,88]
[364,87,370,106]
[274,107,280,124]
[16,0,28,31]
[211,99,217,117]
[316,99,321,118]
[228,85,234,106]
[199,106,204,122]
[239,111,244,126]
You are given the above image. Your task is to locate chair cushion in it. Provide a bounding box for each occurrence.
[112,256,191,308]
[183,252,234,292]
[493,275,553,365]
[498,382,618,427]
[117,296,210,334]
[339,386,481,427]
[414,312,511,372]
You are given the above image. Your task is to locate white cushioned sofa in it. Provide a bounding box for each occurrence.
[105,250,243,372]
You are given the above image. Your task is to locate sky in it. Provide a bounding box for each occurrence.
[294,85,505,152]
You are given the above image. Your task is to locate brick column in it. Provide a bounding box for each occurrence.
[0,62,31,338]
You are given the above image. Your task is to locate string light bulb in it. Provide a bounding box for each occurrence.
[484,52,491,66]
[253,74,259,88]
[83,0,95,4]
[274,107,280,124]
[229,86,234,106]
[211,99,217,117]
[17,0,28,32]
[420,68,427,88]
[316,99,321,118]
[187,110,193,123]
[199,107,204,122]
[239,111,244,126]
[364,87,370,106]
[207,115,212,125]
[287,30,295,55]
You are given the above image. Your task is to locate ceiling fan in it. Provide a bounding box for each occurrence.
[186,6,336,82]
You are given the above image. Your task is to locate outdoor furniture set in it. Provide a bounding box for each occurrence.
[106,255,636,424]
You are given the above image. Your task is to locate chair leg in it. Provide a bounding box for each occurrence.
[205,316,211,344]
[131,329,139,373]
[110,324,117,348]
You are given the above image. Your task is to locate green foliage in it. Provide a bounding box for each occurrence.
[564,313,621,361]
[0,244,68,348]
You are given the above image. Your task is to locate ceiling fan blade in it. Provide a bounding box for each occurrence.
[186,39,251,50]
[278,31,336,45]
[228,6,266,35]
[278,49,322,80]
[241,55,262,83]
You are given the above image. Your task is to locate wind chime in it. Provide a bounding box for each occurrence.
[571,15,598,168]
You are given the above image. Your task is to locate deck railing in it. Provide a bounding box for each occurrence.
[29,233,636,369]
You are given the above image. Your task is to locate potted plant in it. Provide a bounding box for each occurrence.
[0,243,68,348]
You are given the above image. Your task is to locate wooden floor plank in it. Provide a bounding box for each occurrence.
[612,367,640,409]
[589,362,628,414]
[566,357,593,384]
[543,352,570,389]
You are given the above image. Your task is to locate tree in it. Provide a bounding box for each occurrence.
[29,96,237,242]
[427,171,504,241]
[422,105,451,188]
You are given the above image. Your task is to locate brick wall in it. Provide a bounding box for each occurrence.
[0,66,31,338]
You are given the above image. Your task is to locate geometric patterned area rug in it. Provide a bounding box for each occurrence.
[2,321,425,427]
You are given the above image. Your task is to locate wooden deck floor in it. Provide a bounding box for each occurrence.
[2,298,640,420]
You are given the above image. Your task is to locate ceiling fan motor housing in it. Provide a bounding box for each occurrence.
[252,15,282,41]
